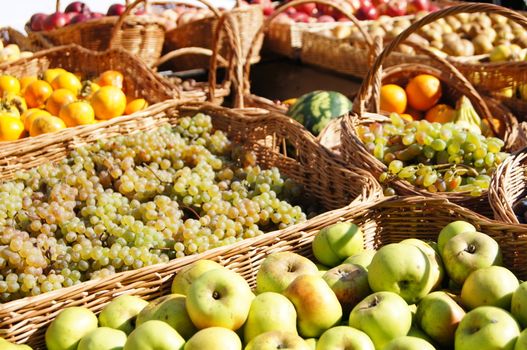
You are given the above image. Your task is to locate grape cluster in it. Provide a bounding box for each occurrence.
[357,114,509,196]
[0,113,307,301]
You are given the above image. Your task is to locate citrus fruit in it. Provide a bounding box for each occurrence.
[406,74,442,112]
[90,86,126,120]
[380,84,407,114]
[0,115,24,141]
[59,101,95,127]
[425,104,456,123]
[45,89,77,116]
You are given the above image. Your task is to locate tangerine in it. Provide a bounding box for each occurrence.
[406,74,442,111]
[380,84,407,114]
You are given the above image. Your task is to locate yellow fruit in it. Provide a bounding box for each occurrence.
[489,44,512,62]
[0,44,21,63]
[20,76,38,93]
[90,86,126,120]
[51,72,82,95]
[0,75,20,95]
[29,115,66,137]
[4,92,27,115]
[59,101,95,127]
[380,84,407,114]
[125,98,148,115]
[45,89,77,116]
[80,81,100,100]
[24,80,53,108]
[22,109,51,131]
[0,115,24,141]
[43,68,67,84]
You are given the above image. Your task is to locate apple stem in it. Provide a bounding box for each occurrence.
[465,244,476,254]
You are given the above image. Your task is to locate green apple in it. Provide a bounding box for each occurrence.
[77,327,127,350]
[136,294,197,339]
[45,307,98,350]
[316,326,374,350]
[400,238,444,291]
[244,292,298,344]
[455,306,520,350]
[442,231,502,285]
[98,294,148,335]
[256,252,318,294]
[283,274,342,338]
[186,267,254,330]
[515,329,527,350]
[171,259,224,295]
[415,291,466,347]
[383,336,436,350]
[407,326,435,344]
[349,291,412,349]
[343,249,376,270]
[322,263,370,312]
[312,222,364,267]
[0,338,32,349]
[184,327,242,350]
[315,263,329,275]
[438,221,476,256]
[512,282,527,328]
[124,320,185,350]
[461,266,519,310]
[245,331,311,350]
[305,338,317,350]
[367,243,432,304]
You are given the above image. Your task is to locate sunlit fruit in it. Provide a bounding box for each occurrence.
[380,84,407,114]
[51,72,82,95]
[90,86,126,120]
[406,74,442,111]
[97,70,124,89]
[43,68,67,84]
[0,115,24,141]
[24,80,53,108]
[45,89,77,116]
[59,101,95,127]
[125,98,148,115]
[425,104,456,123]
[22,109,52,131]
[0,75,20,95]
[19,76,38,93]
[29,115,66,137]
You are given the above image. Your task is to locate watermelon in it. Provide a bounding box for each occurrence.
[286,91,353,135]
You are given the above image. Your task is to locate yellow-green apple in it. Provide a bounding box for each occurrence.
[461,266,519,310]
[77,327,127,350]
[349,291,412,349]
[45,307,98,350]
[316,326,375,350]
[312,222,364,267]
[184,327,242,350]
[512,282,527,328]
[98,294,148,335]
[515,329,527,350]
[123,320,185,350]
[245,331,311,350]
[244,292,298,343]
[315,263,329,276]
[256,252,318,294]
[283,274,342,338]
[343,249,376,270]
[171,259,224,295]
[438,221,476,256]
[0,338,32,349]
[407,326,435,344]
[455,306,520,350]
[367,243,432,304]
[400,238,445,290]
[322,263,370,312]
[442,231,502,285]
[305,338,317,350]
[186,268,254,330]
[136,294,197,339]
[415,291,466,347]
[383,336,436,350]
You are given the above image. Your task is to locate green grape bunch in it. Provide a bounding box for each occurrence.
[0,113,307,302]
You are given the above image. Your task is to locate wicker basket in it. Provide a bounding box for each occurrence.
[0,98,382,347]
[0,27,44,53]
[159,0,263,72]
[26,0,165,67]
[339,27,522,217]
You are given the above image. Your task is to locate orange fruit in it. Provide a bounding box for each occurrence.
[97,70,124,89]
[425,104,456,123]
[42,68,67,84]
[400,113,415,122]
[51,72,82,95]
[0,115,24,141]
[90,86,126,120]
[125,98,148,115]
[0,75,20,95]
[380,84,407,114]
[29,115,66,137]
[45,89,77,116]
[21,109,52,131]
[24,80,53,108]
[59,101,95,127]
[405,74,442,111]
[19,76,38,93]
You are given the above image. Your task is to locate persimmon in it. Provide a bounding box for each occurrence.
[0,115,24,141]
[0,75,20,95]
[406,74,442,111]
[97,70,124,89]
[90,86,126,120]
[59,101,95,127]
[380,84,407,114]
[51,72,82,95]
[24,80,53,108]
[45,89,77,116]
[125,98,148,115]
[29,115,66,137]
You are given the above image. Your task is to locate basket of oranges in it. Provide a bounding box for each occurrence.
[338,18,522,217]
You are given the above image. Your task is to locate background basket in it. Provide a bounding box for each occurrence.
[0,98,382,347]
[26,0,165,67]
[160,0,263,72]
[0,27,44,53]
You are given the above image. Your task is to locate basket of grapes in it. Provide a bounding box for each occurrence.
[339,19,522,217]
[0,97,381,347]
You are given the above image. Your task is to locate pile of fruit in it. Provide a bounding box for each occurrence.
[7,219,527,349]
[28,1,145,32]
[0,43,32,65]
[0,68,149,142]
[0,113,307,301]
[151,4,214,32]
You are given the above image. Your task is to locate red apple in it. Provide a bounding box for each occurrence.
[90,12,104,19]
[317,15,336,22]
[291,11,310,22]
[70,12,92,24]
[107,4,126,16]
[30,13,47,31]
[285,7,297,16]
[316,0,356,17]
[263,6,274,16]
[295,3,317,16]
[372,0,389,6]
[65,1,90,13]
[407,0,429,13]
[43,12,69,31]
[356,4,379,20]
[380,0,407,17]
[428,4,440,12]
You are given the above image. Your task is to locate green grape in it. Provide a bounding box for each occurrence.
[423,172,438,187]
[430,139,447,152]
[388,160,404,174]
[398,167,416,179]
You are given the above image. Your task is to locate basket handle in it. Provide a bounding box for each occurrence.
[243,0,373,96]
[352,3,527,133]
[147,0,222,17]
[154,47,229,68]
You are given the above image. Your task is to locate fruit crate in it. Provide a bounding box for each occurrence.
[0,99,381,348]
